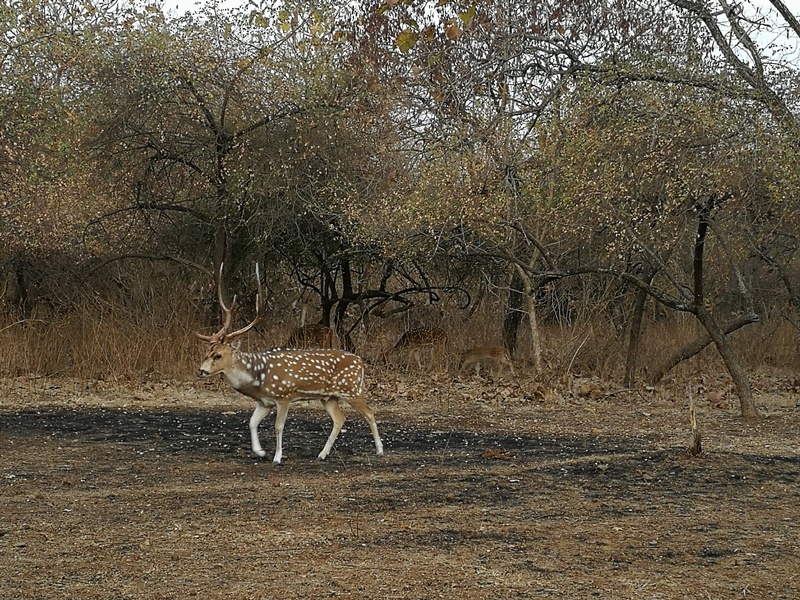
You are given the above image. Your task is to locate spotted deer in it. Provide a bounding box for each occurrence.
[285,323,337,349]
[390,326,448,370]
[196,265,383,464]
[459,344,517,378]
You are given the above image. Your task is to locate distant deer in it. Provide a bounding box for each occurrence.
[196,265,383,464]
[390,326,448,370]
[286,323,336,349]
[459,344,516,378]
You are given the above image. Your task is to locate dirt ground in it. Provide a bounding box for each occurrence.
[1,369,799,599]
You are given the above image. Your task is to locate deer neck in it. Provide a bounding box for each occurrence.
[223,350,266,393]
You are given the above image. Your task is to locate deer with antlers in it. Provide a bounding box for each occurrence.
[196,265,384,464]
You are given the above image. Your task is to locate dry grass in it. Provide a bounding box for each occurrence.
[1,371,799,599]
[1,281,798,388]
[0,282,200,382]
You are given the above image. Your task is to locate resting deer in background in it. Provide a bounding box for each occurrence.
[285,323,336,349]
[459,344,517,378]
[390,326,448,370]
[196,265,383,464]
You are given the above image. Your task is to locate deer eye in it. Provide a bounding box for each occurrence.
[213,353,222,360]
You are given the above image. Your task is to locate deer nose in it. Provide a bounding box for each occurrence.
[197,369,209,378]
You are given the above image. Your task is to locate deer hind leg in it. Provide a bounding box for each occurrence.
[349,393,384,457]
[272,402,291,464]
[498,352,517,378]
[507,359,517,378]
[402,348,416,372]
[473,360,481,377]
[433,343,448,372]
[318,397,345,461]
[249,402,272,458]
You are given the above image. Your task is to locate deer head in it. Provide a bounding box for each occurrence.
[197,263,262,378]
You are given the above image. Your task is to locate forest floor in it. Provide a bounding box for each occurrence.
[1,368,799,599]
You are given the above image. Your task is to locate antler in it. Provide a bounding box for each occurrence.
[196,263,262,342]
[216,262,235,335]
[227,263,262,339]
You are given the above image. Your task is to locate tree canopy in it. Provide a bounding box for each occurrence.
[2,0,799,413]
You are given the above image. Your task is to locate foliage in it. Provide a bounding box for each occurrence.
[0,0,798,392]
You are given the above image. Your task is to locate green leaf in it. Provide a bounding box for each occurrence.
[397,28,419,53]
[458,5,476,27]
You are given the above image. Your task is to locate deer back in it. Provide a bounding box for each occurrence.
[460,344,512,369]
[394,326,448,350]
[232,348,365,399]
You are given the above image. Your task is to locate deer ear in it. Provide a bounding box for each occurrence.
[231,339,241,350]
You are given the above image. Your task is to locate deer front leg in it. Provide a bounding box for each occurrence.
[249,402,272,458]
[272,402,291,465]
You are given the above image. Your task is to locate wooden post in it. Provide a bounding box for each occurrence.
[688,385,702,456]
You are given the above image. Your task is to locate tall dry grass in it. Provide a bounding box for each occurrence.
[440,297,800,384]
[1,277,202,382]
[1,277,798,385]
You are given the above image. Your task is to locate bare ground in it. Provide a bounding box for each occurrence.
[1,370,799,599]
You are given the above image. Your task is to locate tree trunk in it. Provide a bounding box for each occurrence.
[685,196,758,418]
[695,309,760,418]
[648,313,759,385]
[12,257,32,318]
[502,269,525,358]
[333,259,356,351]
[688,387,702,456]
[212,199,230,305]
[514,264,542,371]
[623,266,656,387]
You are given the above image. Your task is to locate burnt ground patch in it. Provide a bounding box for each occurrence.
[0,405,648,462]
[2,394,800,599]
[2,405,798,511]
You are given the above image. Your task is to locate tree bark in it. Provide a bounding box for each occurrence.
[688,198,759,418]
[514,264,542,371]
[502,269,525,358]
[695,309,759,418]
[647,312,759,386]
[688,388,702,456]
[623,266,656,387]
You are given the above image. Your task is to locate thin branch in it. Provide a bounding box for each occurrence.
[708,219,756,316]
[769,0,800,37]
[666,0,800,137]
[233,105,307,141]
[82,254,213,280]
[83,203,211,246]
[719,0,764,84]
